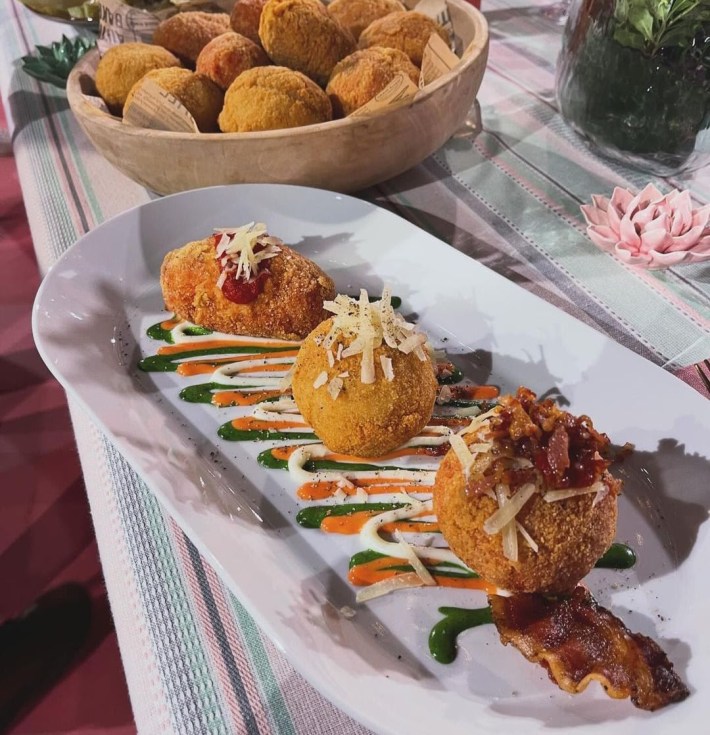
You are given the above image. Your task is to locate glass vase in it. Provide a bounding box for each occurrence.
[556,0,710,176]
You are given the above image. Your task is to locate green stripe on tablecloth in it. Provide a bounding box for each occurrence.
[103,442,230,735]
[19,17,105,226]
[3,12,82,257]
[227,593,298,735]
[434,133,710,364]
[53,103,105,226]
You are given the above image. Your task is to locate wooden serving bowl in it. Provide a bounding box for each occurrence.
[66,0,488,194]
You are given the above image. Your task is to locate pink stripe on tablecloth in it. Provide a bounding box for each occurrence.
[170,521,274,735]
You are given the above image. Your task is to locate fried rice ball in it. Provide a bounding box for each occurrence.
[292,312,438,457]
[433,389,622,594]
[160,235,335,340]
[95,43,181,114]
[259,0,356,87]
[196,32,269,90]
[326,47,419,116]
[230,0,269,45]
[327,0,405,40]
[124,68,223,132]
[153,11,231,65]
[218,66,331,132]
[358,11,449,67]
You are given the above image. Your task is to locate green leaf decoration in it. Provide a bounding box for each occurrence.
[21,35,95,89]
[627,6,655,41]
[612,0,710,56]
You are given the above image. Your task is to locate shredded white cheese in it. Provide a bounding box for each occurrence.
[460,406,502,435]
[516,521,539,553]
[313,371,328,389]
[320,288,430,393]
[277,365,294,391]
[354,486,368,503]
[494,485,518,562]
[327,376,344,399]
[355,573,424,603]
[483,482,537,535]
[380,355,394,382]
[449,433,475,479]
[543,481,605,503]
[392,530,436,586]
[214,222,282,284]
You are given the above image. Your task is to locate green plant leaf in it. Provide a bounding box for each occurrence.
[627,5,656,41]
[651,0,672,21]
[612,27,651,49]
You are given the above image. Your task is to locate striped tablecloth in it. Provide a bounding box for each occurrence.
[2,1,708,732]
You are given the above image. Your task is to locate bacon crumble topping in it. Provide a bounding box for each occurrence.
[465,387,617,498]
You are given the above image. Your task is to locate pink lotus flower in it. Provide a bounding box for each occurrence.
[580,184,710,269]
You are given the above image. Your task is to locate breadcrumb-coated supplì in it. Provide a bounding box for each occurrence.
[230,0,269,45]
[218,66,331,132]
[326,46,419,116]
[291,303,438,457]
[160,236,335,340]
[196,32,270,91]
[433,388,621,594]
[259,0,355,86]
[124,68,224,132]
[327,0,405,40]
[358,11,449,67]
[153,11,231,65]
[95,43,181,114]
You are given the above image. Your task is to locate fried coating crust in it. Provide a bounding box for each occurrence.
[124,67,224,132]
[196,32,269,90]
[358,11,449,67]
[153,11,231,65]
[259,0,355,86]
[230,0,269,45]
[95,43,181,114]
[219,66,331,132]
[433,438,620,594]
[326,47,419,116]
[327,0,405,40]
[160,236,335,340]
[292,319,438,456]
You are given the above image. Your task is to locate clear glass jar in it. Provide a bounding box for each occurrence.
[556,0,710,176]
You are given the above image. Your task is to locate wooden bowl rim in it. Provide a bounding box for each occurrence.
[67,0,488,141]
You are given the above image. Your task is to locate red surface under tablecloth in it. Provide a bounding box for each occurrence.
[0,102,135,735]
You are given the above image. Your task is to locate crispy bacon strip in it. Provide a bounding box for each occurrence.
[488,587,689,711]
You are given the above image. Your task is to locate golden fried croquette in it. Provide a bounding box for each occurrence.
[326,47,419,116]
[160,230,335,340]
[433,388,621,594]
[358,11,449,67]
[196,32,269,90]
[259,0,355,86]
[218,66,331,132]
[95,43,181,114]
[230,0,269,45]
[291,292,438,457]
[327,0,405,40]
[124,68,224,132]
[153,11,231,65]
